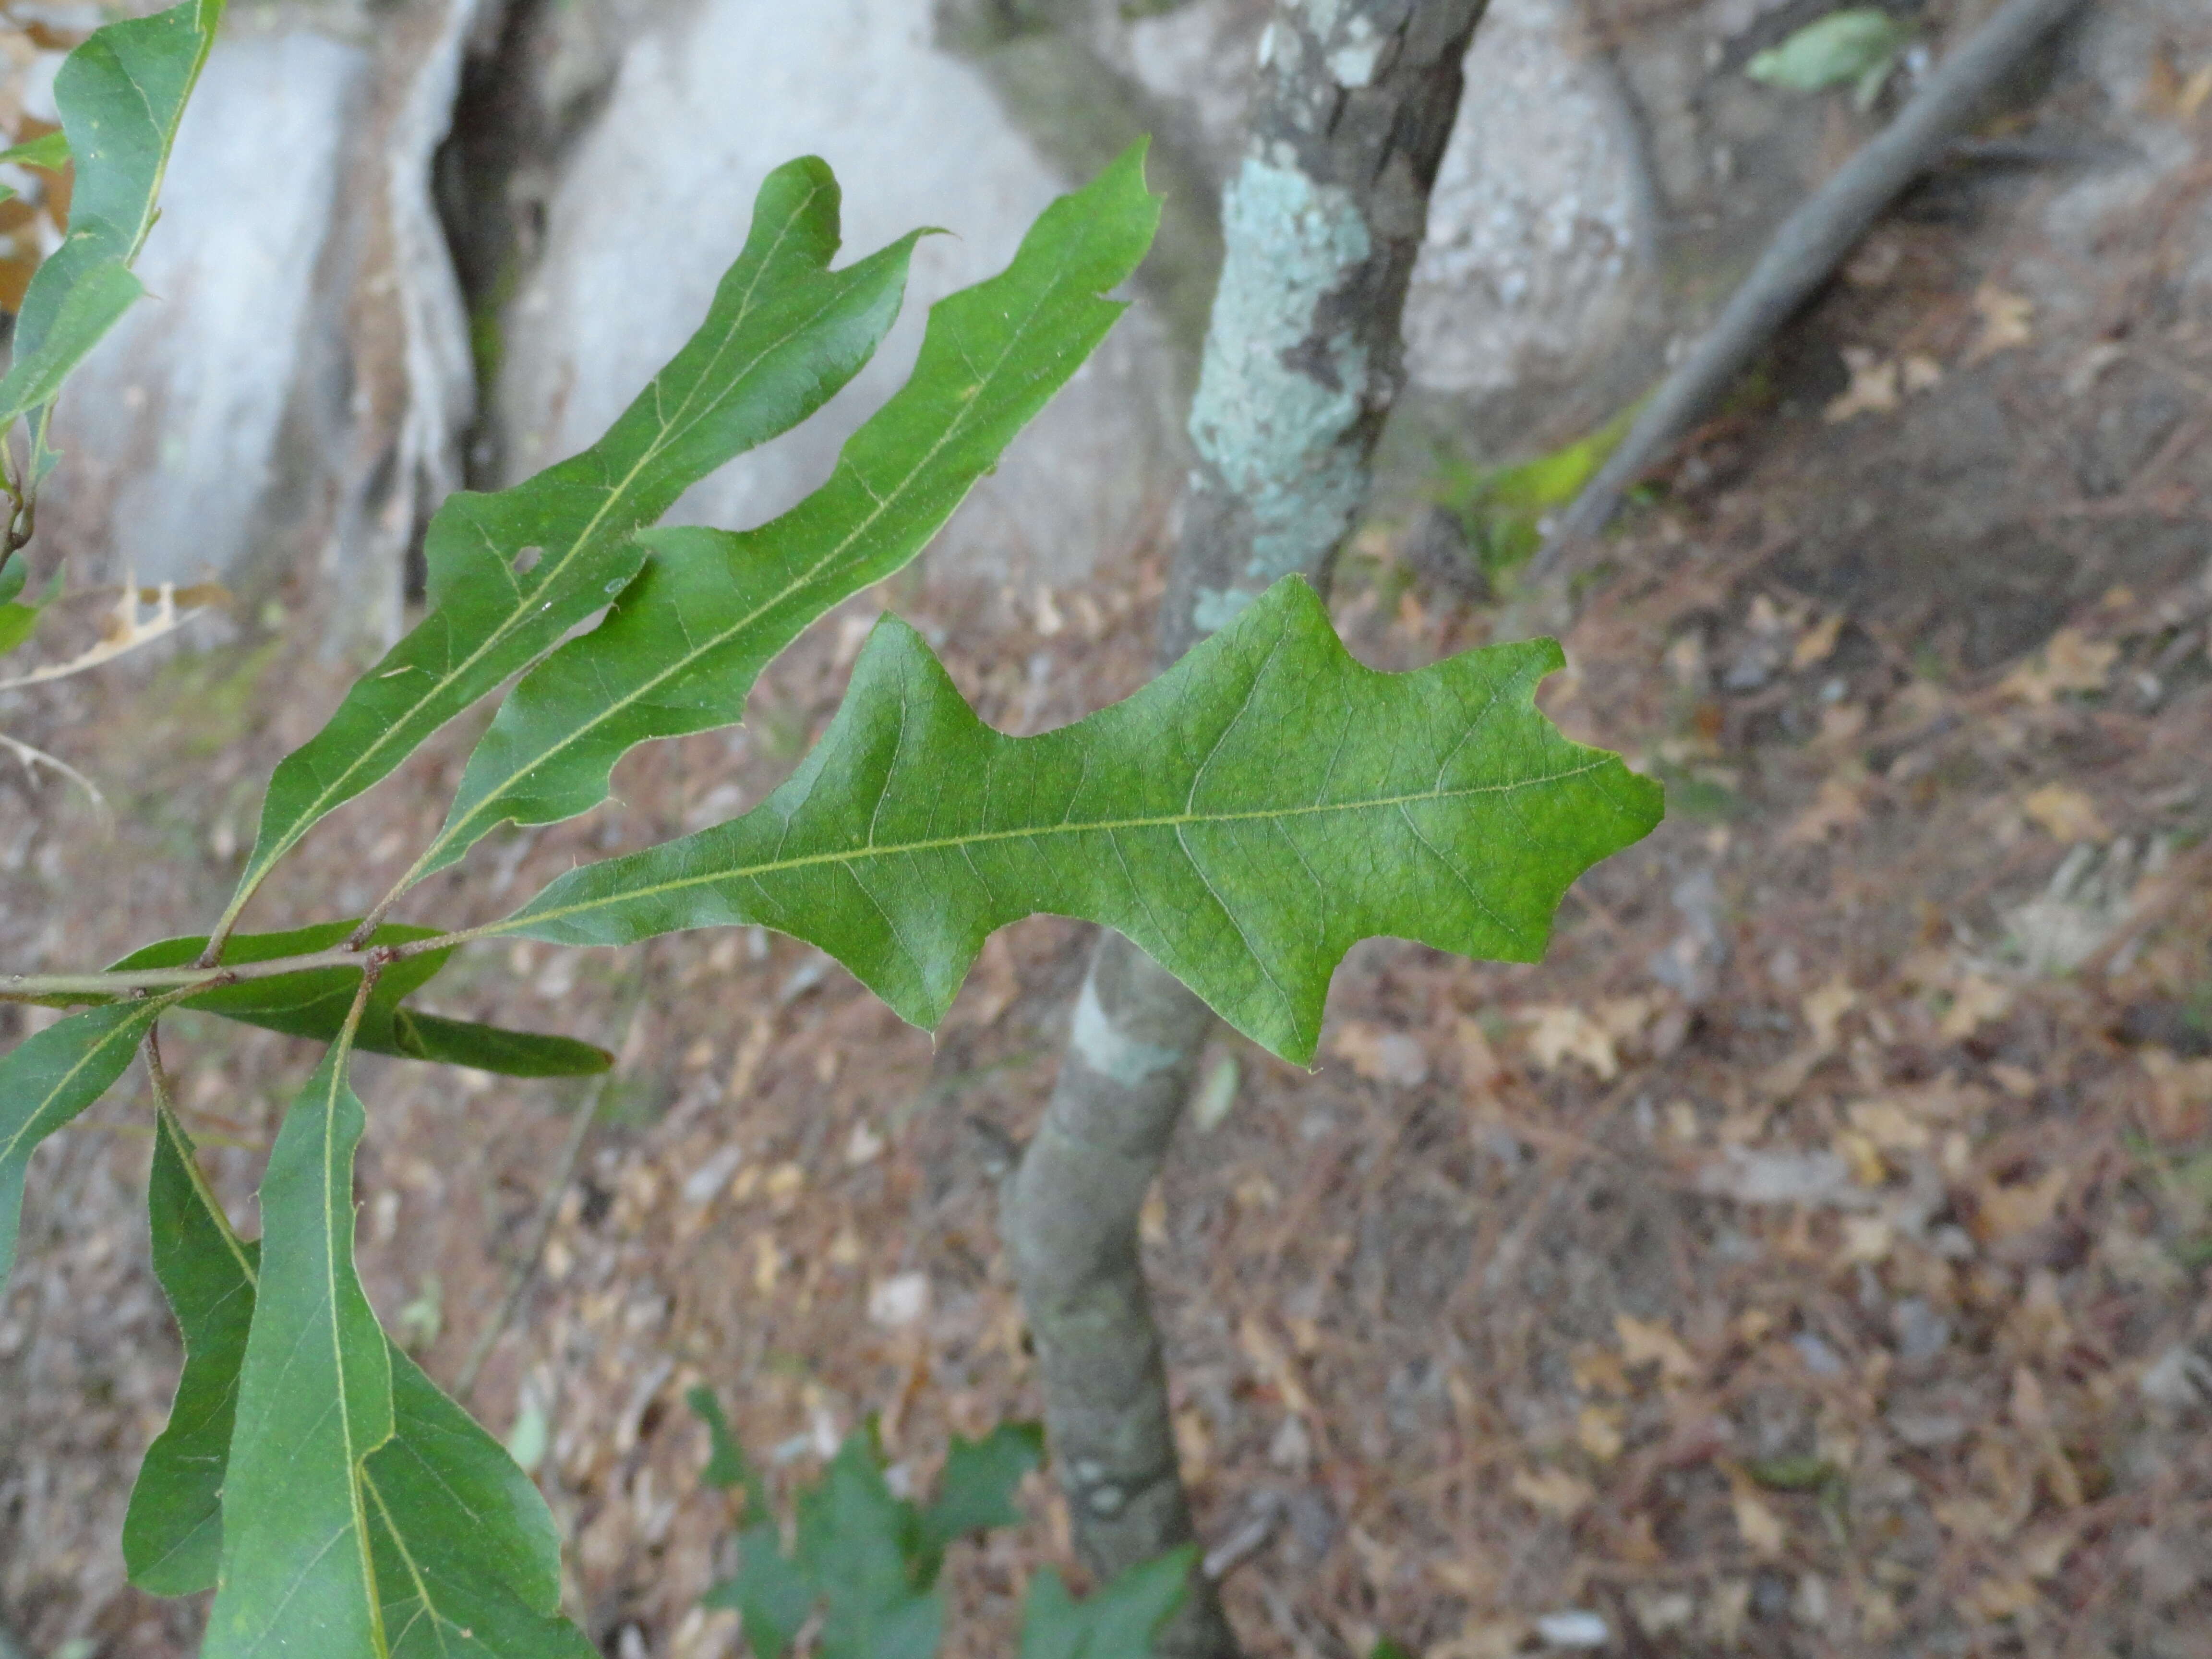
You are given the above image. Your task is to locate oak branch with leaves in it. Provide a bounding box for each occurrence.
[0,4,1660,1654]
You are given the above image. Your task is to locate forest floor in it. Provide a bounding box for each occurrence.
[3,27,2212,1659]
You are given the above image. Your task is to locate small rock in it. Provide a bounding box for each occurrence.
[867,1272,931,1329]
[2140,1344,2212,1411]
[1791,1331,1847,1378]
[679,1142,745,1205]
[1628,1589,1695,1635]
[1534,1610,1610,1649]
[1890,1297,1951,1364]
[1267,1414,1313,1474]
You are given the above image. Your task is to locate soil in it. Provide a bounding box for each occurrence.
[2,18,2210,1659]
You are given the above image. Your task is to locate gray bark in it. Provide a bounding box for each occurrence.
[1000,5,1488,1653]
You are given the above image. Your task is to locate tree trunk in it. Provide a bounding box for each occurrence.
[999,5,1488,1653]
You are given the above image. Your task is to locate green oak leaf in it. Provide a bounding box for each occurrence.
[702,1421,1047,1659]
[217,156,927,940]
[405,141,1161,886]
[1017,1549,1195,1659]
[690,1384,769,1515]
[382,1011,611,1078]
[204,1036,395,1657]
[105,924,609,1076]
[1745,8,1911,99]
[0,557,63,657]
[125,1106,260,1594]
[704,1522,816,1659]
[802,1437,942,1659]
[917,1421,1044,1566]
[362,1348,596,1658]
[503,577,1664,1064]
[0,251,142,423]
[130,1105,593,1655]
[0,0,224,427]
[0,997,170,1287]
[0,131,71,171]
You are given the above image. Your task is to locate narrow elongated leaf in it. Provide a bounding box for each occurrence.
[504,578,1665,1064]
[219,160,927,939]
[410,143,1162,882]
[0,561,63,658]
[0,131,71,171]
[0,998,167,1286]
[0,252,142,422]
[384,1012,612,1078]
[125,1106,259,1595]
[131,1108,593,1653]
[362,1349,596,1658]
[1018,1550,1195,1659]
[0,0,224,423]
[105,925,607,1076]
[690,1385,769,1514]
[204,1038,394,1658]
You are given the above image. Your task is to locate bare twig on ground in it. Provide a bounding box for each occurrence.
[1537,0,2092,576]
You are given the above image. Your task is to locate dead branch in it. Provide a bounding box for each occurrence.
[1536,0,2092,577]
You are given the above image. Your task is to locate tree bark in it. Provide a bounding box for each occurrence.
[999,5,1488,1654]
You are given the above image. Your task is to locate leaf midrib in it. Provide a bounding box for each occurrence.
[313,1051,388,1659]
[419,213,1083,876]
[515,760,1613,929]
[236,183,836,902]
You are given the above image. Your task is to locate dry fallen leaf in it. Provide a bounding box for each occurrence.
[1900,351,1944,393]
[1841,1214,1894,1262]
[1965,283,2033,363]
[1964,1576,2040,1622]
[1784,769,1870,843]
[1511,1466,1596,1520]
[1730,1485,1788,1557]
[1939,974,2013,1042]
[1332,1020,1431,1086]
[1431,1618,1530,1659]
[1238,1313,1312,1413]
[1616,1314,1699,1384]
[2144,49,2212,121]
[1849,1098,1932,1152]
[2141,1049,2212,1141]
[1792,611,1846,669]
[1802,979,1859,1050]
[1455,1016,1507,1090]
[1998,628,2116,704]
[2020,783,2111,844]
[1979,1167,2068,1239]
[1577,1404,1626,1462]
[1825,346,1901,421]
[1521,1005,1619,1080]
